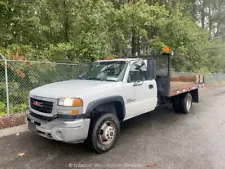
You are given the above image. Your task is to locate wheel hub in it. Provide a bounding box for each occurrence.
[99,121,116,145]
[186,96,192,111]
[104,126,114,140]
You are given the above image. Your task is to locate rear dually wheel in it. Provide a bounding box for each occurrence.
[172,93,193,114]
[181,93,192,114]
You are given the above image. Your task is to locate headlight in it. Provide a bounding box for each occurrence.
[58,98,83,107]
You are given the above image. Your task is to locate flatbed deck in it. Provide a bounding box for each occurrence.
[169,75,205,96]
[170,81,196,92]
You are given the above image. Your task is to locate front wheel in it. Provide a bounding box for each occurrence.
[89,113,120,154]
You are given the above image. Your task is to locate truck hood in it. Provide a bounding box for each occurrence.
[30,80,116,98]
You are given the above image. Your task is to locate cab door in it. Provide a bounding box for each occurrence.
[122,82,136,120]
[128,60,157,116]
[122,63,137,120]
[133,79,157,114]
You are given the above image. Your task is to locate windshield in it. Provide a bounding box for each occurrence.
[77,61,127,82]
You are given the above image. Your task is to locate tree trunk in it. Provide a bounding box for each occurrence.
[172,0,176,7]
[201,0,206,29]
[137,35,140,56]
[63,0,69,42]
[216,22,221,36]
[192,0,197,20]
[131,28,136,56]
[208,5,213,32]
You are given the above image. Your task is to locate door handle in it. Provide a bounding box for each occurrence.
[133,81,143,86]
[149,84,153,89]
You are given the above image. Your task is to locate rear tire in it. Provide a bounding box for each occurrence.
[172,96,181,113]
[172,93,193,114]
[180,93,192,114]
[88,113,120,154]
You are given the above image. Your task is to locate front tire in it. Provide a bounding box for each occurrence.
[89,113,120,154]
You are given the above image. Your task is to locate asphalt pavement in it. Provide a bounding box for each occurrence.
[0,86,225,169]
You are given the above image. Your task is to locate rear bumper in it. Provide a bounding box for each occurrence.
[26,110,90,143]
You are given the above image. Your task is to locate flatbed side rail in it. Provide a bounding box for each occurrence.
[169,83,205,97]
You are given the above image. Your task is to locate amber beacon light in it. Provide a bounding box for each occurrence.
[163,46,170,54]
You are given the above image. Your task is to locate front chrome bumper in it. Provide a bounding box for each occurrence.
[26,110,90,143]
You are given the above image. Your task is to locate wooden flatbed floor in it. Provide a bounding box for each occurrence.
[170,81,196,92]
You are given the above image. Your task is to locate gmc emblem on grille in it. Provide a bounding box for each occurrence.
[32,101,42,107]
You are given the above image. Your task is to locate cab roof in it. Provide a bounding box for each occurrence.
[96,58,144,62]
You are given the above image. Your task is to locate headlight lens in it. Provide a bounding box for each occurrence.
[58,98,83,107]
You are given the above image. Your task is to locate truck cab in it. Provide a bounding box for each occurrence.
[26,52,204,153]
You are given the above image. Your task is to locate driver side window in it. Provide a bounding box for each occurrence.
[127,60,148,83]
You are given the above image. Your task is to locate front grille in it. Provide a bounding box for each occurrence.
[30,112,55,121]
[30,97,53,113]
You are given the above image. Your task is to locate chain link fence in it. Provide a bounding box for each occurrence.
[204,73,225,86]
[1,53,225,116]
[0,54,89,116]
[172,72,225,85]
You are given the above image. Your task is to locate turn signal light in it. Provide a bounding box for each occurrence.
[72,98,83,107]
[71,109,79,114]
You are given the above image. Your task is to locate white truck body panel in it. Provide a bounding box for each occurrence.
[26,58,158,144]
[29,58,158,121]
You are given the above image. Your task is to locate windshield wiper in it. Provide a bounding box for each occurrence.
[88,77,102,81]
[104,79,117,82]
[76,76,85,80]
[77,76,116,82]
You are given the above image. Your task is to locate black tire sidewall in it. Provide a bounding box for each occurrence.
[172,96,181,113]
[91,113,120,153]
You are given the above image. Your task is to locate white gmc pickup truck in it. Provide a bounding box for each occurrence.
[26,50,205,153]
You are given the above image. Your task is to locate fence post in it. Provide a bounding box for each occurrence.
[0,53,10,116]
[77,64,80,77]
